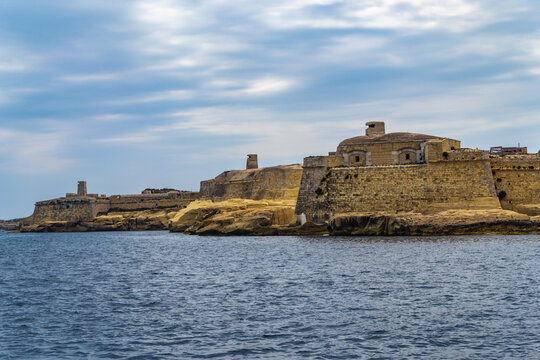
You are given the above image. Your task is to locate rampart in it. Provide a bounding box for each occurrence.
[296,150,500,222]
[108,192,200,211]
[32,198,111,224]
[490,155,540,212]
[30,182,201,225]
[200,164,303,201]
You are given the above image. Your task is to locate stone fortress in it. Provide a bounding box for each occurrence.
[20,121,540,234]
[296,121,540,222]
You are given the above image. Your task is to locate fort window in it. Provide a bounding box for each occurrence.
[405,154,410,160]
[355,156,360,162]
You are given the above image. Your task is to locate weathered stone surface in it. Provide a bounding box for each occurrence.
[20,210,173,232]
[297,157,500,223]
[170,199,298,235]
[514,204,540,216]
[276,221,329,236]
[490,156,540,211]
[0,219,22,231]
[200,164,302,201]
[328,210,540,236]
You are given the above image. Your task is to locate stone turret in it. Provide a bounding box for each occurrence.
[246,154,258,169]
[365,121,385,137]
[77,181,87,197]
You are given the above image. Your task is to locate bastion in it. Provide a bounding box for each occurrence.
[295,122,540,223]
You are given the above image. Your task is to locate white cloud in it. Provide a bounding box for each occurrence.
[204,76,298,97]
[107,89,193,105]
[0,49,30,72]
[97,134,158,143]
[213,76,297,97]
[85,114,133,122]
[0,88,40,106]
[263,0,503,32]
[133,0,197,29]
[0,129,73,174]
[240,77,297,95]
[0,45,41,73]
[131,79,540,157]
[59,72,122,82]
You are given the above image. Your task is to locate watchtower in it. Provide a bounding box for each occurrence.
[246,154,258,169]
[77,181,87,197]
[365,121,385,137]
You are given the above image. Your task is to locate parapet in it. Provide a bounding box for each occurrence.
[141,188,181,194]
[303,155,344,168]
[490,146,528,155]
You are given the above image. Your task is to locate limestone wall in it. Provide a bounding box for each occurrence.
[31,191,200,224]
[297,159,500,223]
[490,156,540,211]
[33,199,96,223]
[109,192,199,211]
[200,164,303,201]
[295,156,344,217]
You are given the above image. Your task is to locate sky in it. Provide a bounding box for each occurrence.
[1,0,540,218]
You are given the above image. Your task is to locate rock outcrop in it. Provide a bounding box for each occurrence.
[20,210,174,232]
[328,210,540,236]
[170,199,298,235]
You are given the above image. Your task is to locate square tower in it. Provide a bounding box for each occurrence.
[77,181,87,196]
[365,121,385,137]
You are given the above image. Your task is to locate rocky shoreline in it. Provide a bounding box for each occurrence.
[16,200,540,236]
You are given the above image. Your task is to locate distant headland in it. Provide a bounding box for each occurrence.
[6,122,540,236]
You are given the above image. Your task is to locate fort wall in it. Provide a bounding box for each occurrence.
[295,155,344,217]
[31,190,201,225]
[296,154,500,222]
[32,198,111,223]
[200,164,303,201]
[108,192,200,212]
[490,156,540,212]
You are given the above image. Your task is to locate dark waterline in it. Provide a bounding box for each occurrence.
[1,231,539,359]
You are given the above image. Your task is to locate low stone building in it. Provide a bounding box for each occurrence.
[337,121,461,166]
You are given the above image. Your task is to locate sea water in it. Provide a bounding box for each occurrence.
[1,231,539,359]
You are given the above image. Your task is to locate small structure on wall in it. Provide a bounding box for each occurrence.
[246,154,258,169]
[77,181,87,196]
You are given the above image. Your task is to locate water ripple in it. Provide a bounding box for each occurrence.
[0,231,539,359]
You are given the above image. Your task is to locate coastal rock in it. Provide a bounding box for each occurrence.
[170,199,298,235]
[329,210,540,236]
[20,210,173,232]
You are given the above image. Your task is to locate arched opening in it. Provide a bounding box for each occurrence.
[397,149,418,164]
[347,152,367,166]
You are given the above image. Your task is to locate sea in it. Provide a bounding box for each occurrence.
[0,231,539,359]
